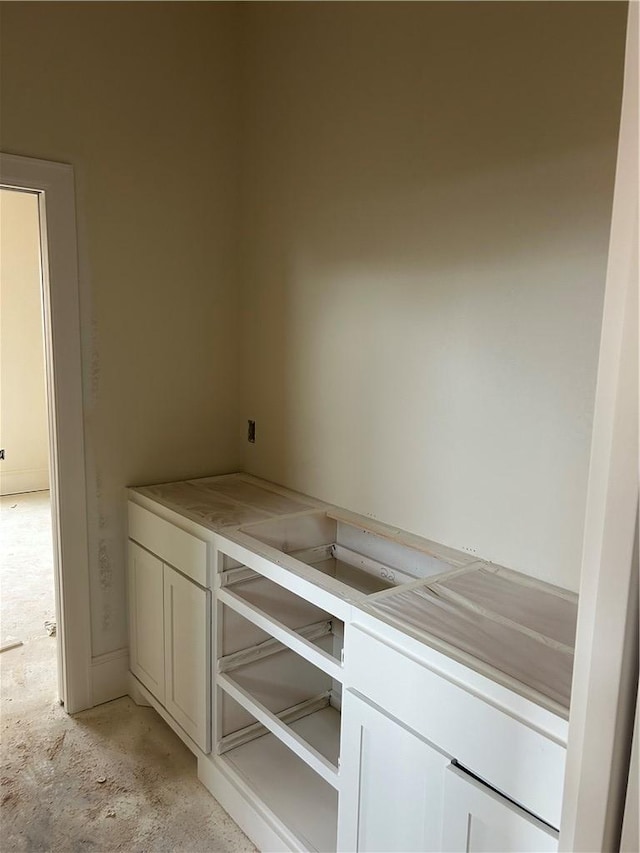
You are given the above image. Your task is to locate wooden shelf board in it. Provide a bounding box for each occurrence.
[224,715,339,853]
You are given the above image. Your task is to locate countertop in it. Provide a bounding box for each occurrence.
[130,472,577,719]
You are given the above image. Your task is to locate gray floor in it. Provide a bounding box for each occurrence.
[1,491,254,852]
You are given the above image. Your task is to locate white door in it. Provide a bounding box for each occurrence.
[128,541,165,702]
[442,764,559,852]
[163,564,210,752]
[337,689,449,852]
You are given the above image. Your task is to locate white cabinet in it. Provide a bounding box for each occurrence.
[127,505,210,753]
[126,479,571,853]
[344,622,566,831]
[337,689,449,852]
[213,544,344,851]
[128,541,165,703]
[442,764,559,852]
[341,621,565,853]
[164,564,210,749]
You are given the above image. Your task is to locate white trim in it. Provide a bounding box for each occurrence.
[560,3,639,850]
[0,467,50,496]
[130,670,294,852]
[129,671,200,755]
[91,648,129,707]
[0,153,93,714]
[197,752,304,853]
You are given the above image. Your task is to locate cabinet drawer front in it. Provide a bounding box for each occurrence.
[345,625,564,829]
[442,764,558,852]
[129,502,207,586]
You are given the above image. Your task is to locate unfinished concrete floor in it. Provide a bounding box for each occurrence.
[1,491,254,852]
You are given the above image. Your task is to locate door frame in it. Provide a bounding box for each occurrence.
[1,152,93,713]
[559,3,639,849]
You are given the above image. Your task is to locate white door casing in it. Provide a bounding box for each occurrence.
[559,3,639,850]
[0,153,92,713]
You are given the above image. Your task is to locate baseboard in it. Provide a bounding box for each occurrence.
[198,753,303,853]
[91,647,129,706]
[0,467,50,496]
[128,672,201,756]
[127,671,302,852]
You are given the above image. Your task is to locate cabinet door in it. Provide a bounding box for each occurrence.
[128,541,165,703]
[337,689,449,852]
[441,764,559,852]
[163,564,211,752]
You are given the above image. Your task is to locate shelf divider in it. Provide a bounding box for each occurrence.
[218,672,341,790]
[219,620,333,673]
[218,692,331,754]
[218,586,343,682]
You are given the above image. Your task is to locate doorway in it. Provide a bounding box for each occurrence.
[0,153,92,713]
[0,188,58,704]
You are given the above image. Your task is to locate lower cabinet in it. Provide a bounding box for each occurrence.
[128,539,210,752]
[126,497,566,853]
[441,764,559,853]
[128,541,165,703]
[337,687,560,853]
[337,689,449,852]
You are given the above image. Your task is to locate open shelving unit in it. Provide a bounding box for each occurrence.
[127,474,574,853]
[214,556,345,850]
[224,711,339,853]
[212,511,466,851]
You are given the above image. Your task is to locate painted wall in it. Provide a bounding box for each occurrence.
[0,2,627,668]
[239,1,627,592]
[0,3,242,656]
[0,189,50,496]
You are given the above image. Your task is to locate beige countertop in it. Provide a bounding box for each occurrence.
[130,472,577,718]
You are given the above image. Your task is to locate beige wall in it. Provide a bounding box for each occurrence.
[0,2,627,663]
[0,2,242,656]
[0,189,50,496]
[239,2,627,592]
